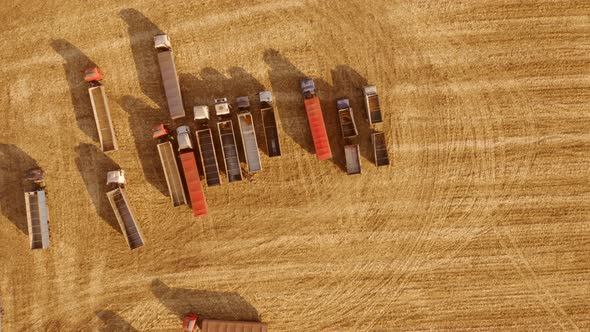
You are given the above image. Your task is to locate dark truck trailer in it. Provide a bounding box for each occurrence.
[193,105,221,186]
[106,170,144,250]
[259,91,281,157]
[372,132,390,166]
[154,34,185,119]
[337,98,361,175]
[301,78,332,160]
[215,98,242,182]
[183,314,267,332]
[363,85,383,125]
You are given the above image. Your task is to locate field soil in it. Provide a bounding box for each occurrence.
[0,1,589,331]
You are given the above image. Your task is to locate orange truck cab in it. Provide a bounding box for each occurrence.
[183,314,198,332]
[84,67,103,82]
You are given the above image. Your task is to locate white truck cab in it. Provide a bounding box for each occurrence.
[214,98,230,116]
[176,125,193,151]
[154,34,171,50]
[193,105,210,121]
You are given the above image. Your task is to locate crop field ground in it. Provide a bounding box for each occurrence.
[0,0,589,331]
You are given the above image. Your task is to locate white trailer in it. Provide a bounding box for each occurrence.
[24,168,50,250]
[154,34,185,119]
[236,96,261,173]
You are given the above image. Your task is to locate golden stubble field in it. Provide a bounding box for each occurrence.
[0,0,589,331]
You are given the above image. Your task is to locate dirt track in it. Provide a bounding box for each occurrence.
[1,1,589,331]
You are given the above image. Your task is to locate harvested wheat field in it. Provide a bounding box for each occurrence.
[1,0,589,331]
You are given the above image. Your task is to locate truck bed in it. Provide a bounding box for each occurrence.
[217,120,242,182]
[366,95,383,124]
[344,145,362,175]
[372,132,390,166]
[196,128,221,186]
[338,108,358,139]
[180,151,208,217]
[238,113,262,172]
[201,319,267,332]
[24,190,50,250]
[261,105,281,157]
[106,188,144,250]
[157,142,187,206]
[303,96,332,160]
[88,86,118,152]
[157,50,185,119]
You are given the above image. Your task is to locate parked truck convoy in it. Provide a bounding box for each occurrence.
[194,105,222,186]
[24,168,50,250]
[154,34,185,119]
[300,78,332,161]
[183,313,267,332]
[236,96,262,173]
[106,170,144,250]
[337,98,361,175]
[152,124,188,207]
[215,98,242,182]
[259,91,281,157]
[176,126,208,217]
[84,67,118,152]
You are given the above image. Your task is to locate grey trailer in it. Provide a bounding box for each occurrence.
[157,141,187,206]
[372,132,390,166]
[344,145,361,175]
[25,190,50,250]
[337,98,361,175]
[217,120,242,182]
[106,187,144,250]
[154,34,185,119]
[259,91,281,157]
[236,96,262,172]
[363,85,383,125]
[88,85,118,152]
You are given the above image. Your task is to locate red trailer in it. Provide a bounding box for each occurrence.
[179,150,208,217]
[301,78,332,160]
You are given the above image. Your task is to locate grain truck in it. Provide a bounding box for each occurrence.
[84,67,118,152]
[363,85,383,125]
[183,313,267,332]
[215,98,242,182]
[300,78,332,160]
[152,124,188,206]
[194,105,221,186]
[24,168,50,250]
[236,96,262,173]
[337,98,361,175]
[259,91,281,157]
[154,34,185,119]
[106,170,144,250]
[372,131,390,166]
[176,126,208,217]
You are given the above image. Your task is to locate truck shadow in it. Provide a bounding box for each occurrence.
[74,143,122,234]
[117,95,169,196]
[95,310,138,332]
[0,144,39,234]
[151,279,260,322]
[263,49,346,171]
[119,8,166,110]
[179,68,266,169]
[50,39,99,143]
[330,65,374,165]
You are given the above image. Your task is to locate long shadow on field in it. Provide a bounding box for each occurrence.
[179,69,266,166]
[75,143,122,234]
[96,310,138,332]
[151,279,260,322]
[330,65,374,164]
[0,144,39,234]
[119,8,166,110]
[50,39,99,143]
[117,95,169,196]
[263,49,345,170]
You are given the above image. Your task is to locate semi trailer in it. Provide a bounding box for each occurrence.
[106,170,144,250]
[337,98,361,175]
[183,313,267,332]
[152,124,188,206]
[236,96,262,173]
[154,34,185,119]
[24,168,50,250]
[84,67,118,152]
[177,126,208,217]
[194,105,222,186]
[363,85,383,125]
[259,91,281,157]
[300,78,332,160]
[215,98,242,182]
